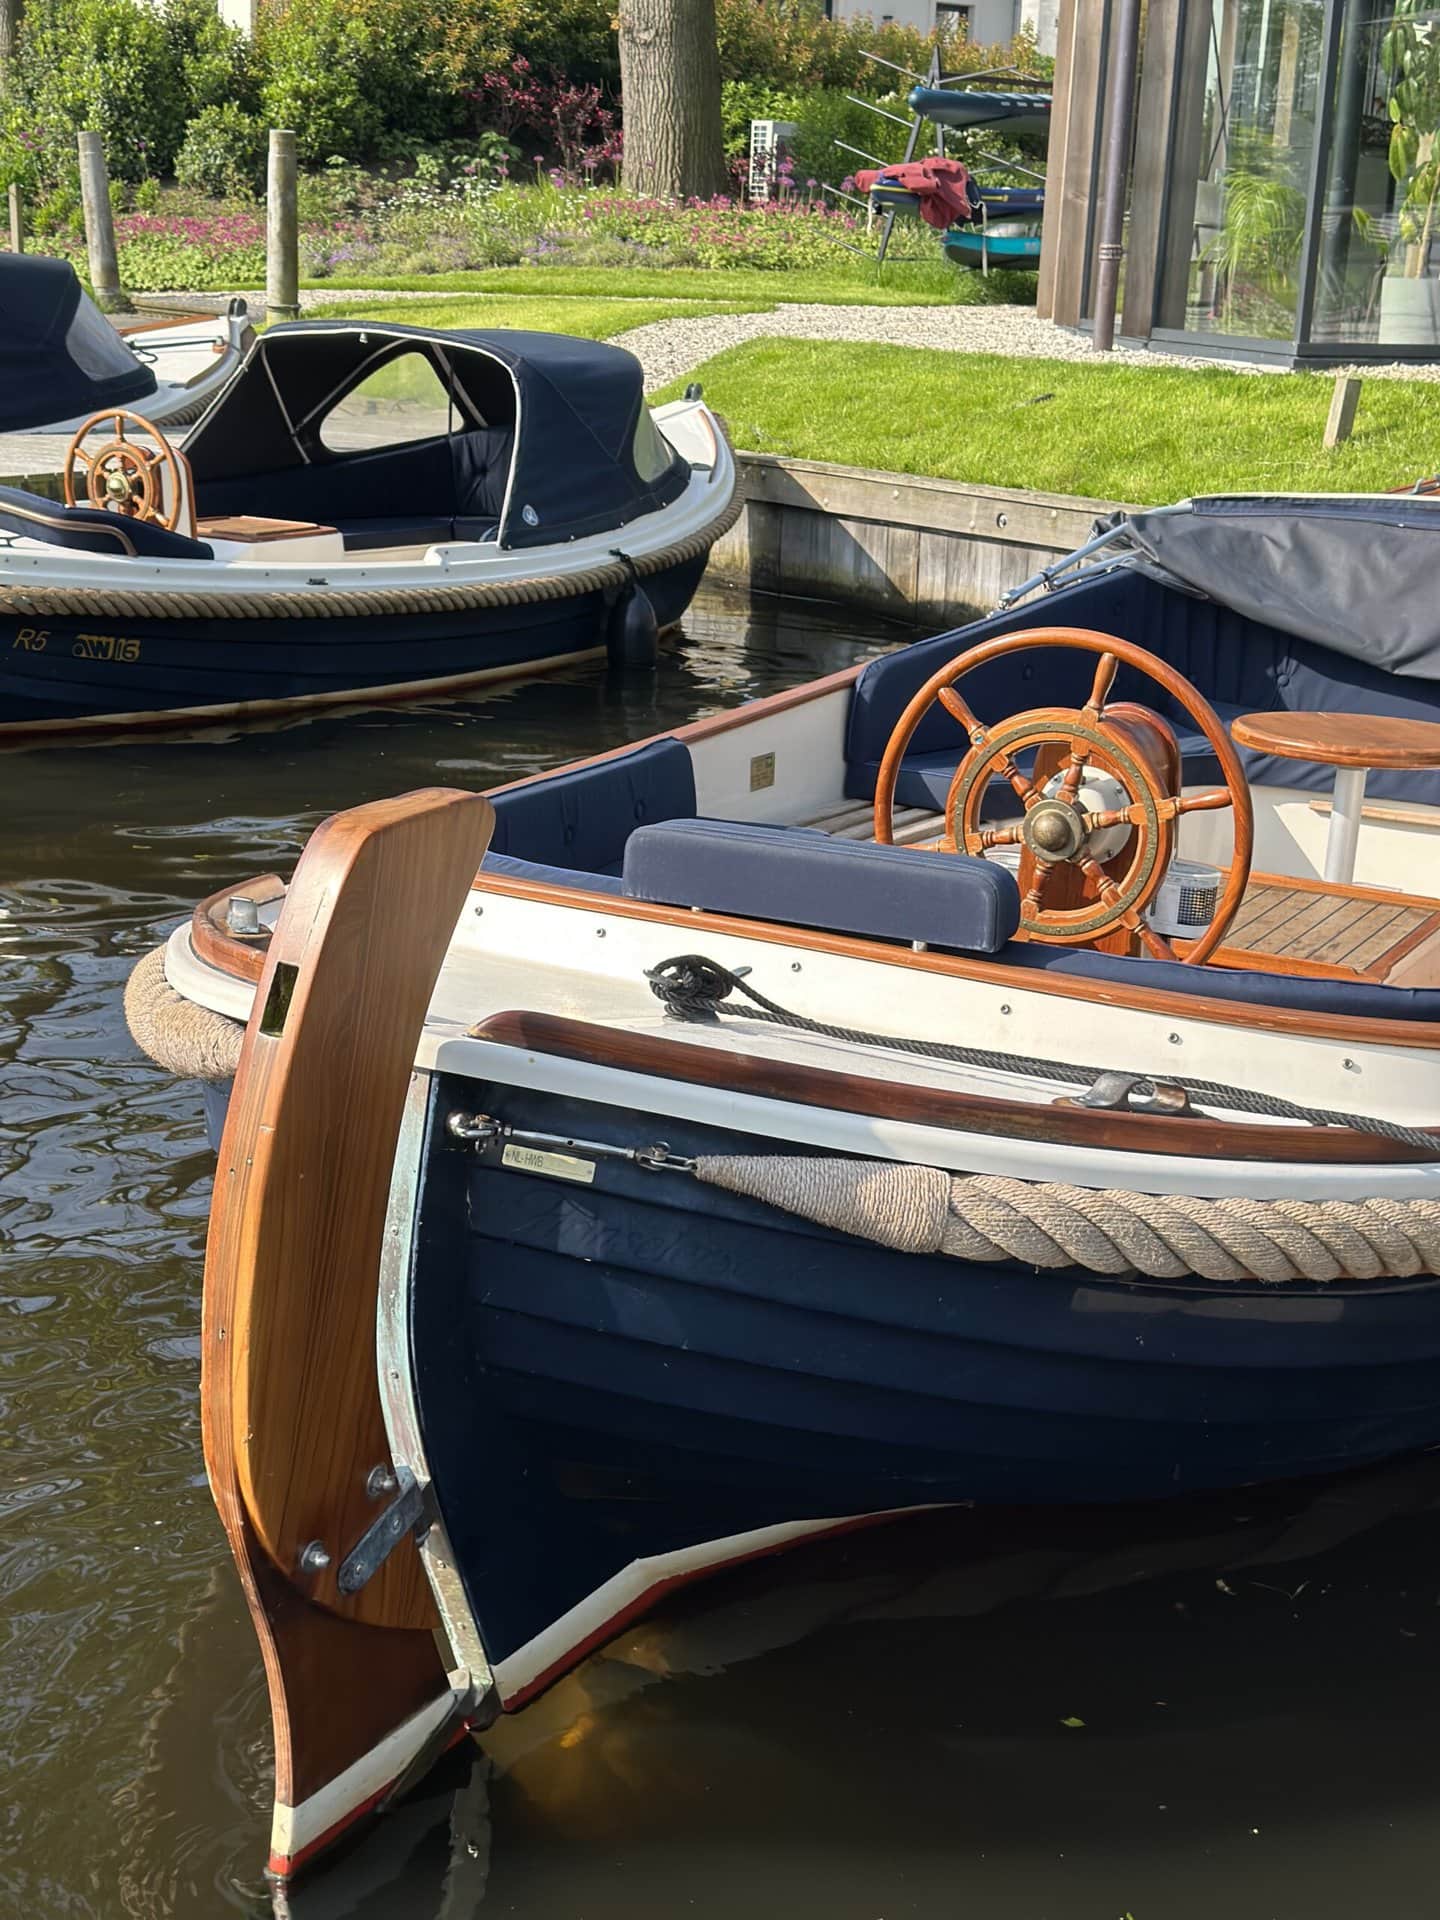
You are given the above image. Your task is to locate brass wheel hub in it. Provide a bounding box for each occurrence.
[1023,798,1086,863]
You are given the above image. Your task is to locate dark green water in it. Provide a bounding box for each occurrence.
[4,586,1440,1920]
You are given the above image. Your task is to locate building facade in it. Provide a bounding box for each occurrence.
[1038,0,1440,361]
[826,0,1059,55]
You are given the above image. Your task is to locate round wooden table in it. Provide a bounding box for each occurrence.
[1230,709,1440,883]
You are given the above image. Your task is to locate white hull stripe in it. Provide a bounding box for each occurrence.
[269,1685,462,1873]
[490,1506,936,1705]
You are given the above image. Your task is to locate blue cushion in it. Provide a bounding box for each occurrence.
[1007,940,1440,1021]
[0,483,213,559]
[488,736,696,875]
[623,817,1021,953]
[339,516,457,552]
[480,851,625,892]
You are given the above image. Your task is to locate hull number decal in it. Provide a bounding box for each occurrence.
[10,627,142,662]
[72,632,142,662]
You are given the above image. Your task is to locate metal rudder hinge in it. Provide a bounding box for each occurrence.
[336,1466,434,1596]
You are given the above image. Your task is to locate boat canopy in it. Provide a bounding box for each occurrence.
[0,255,157,432]
[1115,495,1440,681]
[183,321,689,551]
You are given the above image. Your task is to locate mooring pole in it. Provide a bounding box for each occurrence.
[1090,0,1142,353]
[7,183,22,253]
[78,131,129,312]
[266,128,300,325]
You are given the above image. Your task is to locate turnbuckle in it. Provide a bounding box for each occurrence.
[446,1110,697,1174]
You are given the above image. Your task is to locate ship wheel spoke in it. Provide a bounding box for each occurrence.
[938,683,985,743]
[975,824,1024,851]
[1173,787,1233,816]
[1084,650,1119,718]
[1022,857,1059,918]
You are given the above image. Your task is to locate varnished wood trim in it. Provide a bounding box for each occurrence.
[468,1010,1437,1164]
[470,871,1440,1050]
[1308,796,1440,830]
[115,309,218,336]
[192,874,284,983]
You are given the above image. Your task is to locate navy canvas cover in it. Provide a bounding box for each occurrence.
[0,255,156,431]
[1120,495,1440,680]
[184,322,688,551]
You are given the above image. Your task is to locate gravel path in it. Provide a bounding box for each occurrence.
[140,286,1440,389]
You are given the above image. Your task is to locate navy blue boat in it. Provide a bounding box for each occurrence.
[143,492,1440,1878]
[0,321,736,738]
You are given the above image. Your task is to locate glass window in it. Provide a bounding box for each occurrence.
[1161,0,1327,339]
[64,296,146,380]
[319,352,456,453]
[1311,0,1439,349]
[633,406,677,482]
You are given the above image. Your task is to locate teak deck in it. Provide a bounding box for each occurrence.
[1224,881,1440,981]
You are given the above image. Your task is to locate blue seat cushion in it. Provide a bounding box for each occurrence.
[488,736,696,875]
[339,516,459,552]
[480,851,625,892]
[1007,940,1440,1021]
[0,483,213,559]
[623,817,1021,953]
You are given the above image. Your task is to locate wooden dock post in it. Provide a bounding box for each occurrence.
[1324,374,1362,449]
[7,183,22,254]
[266,128,300,325]
[78,132,130,312]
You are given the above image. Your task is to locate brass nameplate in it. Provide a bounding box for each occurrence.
[750,751,776,791]
[502,1143,596,1184]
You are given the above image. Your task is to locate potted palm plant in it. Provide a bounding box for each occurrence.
[1381,0,1440,343]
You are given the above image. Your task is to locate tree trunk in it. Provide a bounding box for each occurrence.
[618,0,728,201]
[0,0,22,86]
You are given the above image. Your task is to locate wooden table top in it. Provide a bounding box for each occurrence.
[1230,708,1440,770]
[196,514,339,543]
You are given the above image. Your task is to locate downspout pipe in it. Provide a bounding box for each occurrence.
[1090,0,1144,353]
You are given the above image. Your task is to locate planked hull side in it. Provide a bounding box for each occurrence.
[409,1076,1440,1702]
[0,551,708,729]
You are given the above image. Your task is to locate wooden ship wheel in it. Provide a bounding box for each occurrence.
[62,407,182,528]
[873,626,1255,963]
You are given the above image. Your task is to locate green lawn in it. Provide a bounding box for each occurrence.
[318,293,767,335]
[306,261,1034,310]
[655,340,1440,501]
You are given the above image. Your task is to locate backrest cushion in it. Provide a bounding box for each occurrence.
[0,483,213,560]
[488,736,696,875]
[623,818,1021,953]
[846,564,1440,808]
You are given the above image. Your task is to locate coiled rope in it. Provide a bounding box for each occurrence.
[644,953,1440,1154]
[124,946,242,1081]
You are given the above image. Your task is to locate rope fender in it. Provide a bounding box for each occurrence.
[0,437,744,624]
[124,945,242,1081]
[695,1154,1440,1283]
